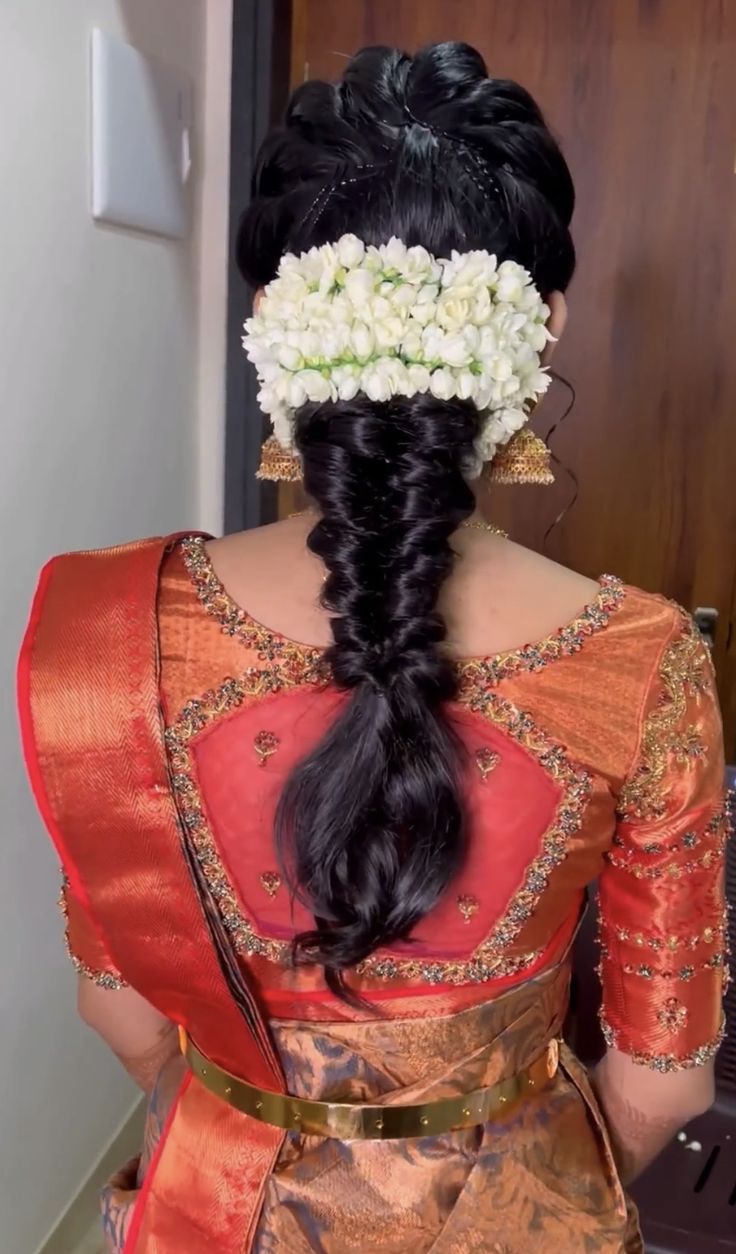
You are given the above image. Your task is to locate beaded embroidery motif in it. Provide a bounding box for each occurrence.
[58,876,127,990]
[164,671,592,985]
[599,1010,725,1073]
[171,539,620,986]
[181,536,625,684]
[260,871,282,898]
[254,730,280,766]
[617,613,711,821]
[457,894,480,923]
[475,748,500,781]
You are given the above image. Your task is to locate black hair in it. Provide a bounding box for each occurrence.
[237,41,575,998]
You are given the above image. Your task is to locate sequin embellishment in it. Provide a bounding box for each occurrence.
[58,876,127,990]
[254,730,280,766]
[618,613,711,820]
[181,537,326,676]
[598,1009,725,1072]
[457,894,480,923]
[475,748,500,781]
[182,536,624,684]
[164,677,589,984]
[173,538,621,986]
[260,871,281,898]
[657,998,689,1032]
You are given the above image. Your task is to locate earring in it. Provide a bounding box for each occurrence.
[486,428,554,486]
[256,436,302,483]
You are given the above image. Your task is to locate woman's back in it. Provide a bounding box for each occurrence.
[19,38,727,1254]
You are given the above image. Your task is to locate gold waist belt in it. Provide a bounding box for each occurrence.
[181,1030,560,1142]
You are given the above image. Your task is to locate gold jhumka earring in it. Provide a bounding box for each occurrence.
[255,436,302,483]
[256,428,555,487]
[485,428,554,486]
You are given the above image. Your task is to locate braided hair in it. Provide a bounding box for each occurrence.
[237,42,575,998]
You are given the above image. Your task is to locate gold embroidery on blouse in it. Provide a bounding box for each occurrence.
[180,536,326,676]
[475,748,500,780]
[606,838,726,880]
[182,535,625,683]
[620,953,726,979]
[254,730,280,766]
[606,920,726,953]
[58,877,127,991]
[598,1009,725,1072]
[617,614,711,821]
[260,871,282,898]
[172,538,618,986]
[456,575,625,684]
[457,894,480,923]
[657,998,689,1031]
[611,803,728,855]
[165,677,591,985]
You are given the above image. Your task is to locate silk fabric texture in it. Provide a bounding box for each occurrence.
[18,536,727,1252]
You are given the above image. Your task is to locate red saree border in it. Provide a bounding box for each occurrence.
[17,534,287,1252]
[18,556,96,918]
[123,1070,193,1254]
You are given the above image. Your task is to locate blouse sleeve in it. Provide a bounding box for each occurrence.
[59,875,127,990]
[598,609,729,1071]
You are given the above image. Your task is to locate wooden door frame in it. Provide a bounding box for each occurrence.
[224,0,292,533]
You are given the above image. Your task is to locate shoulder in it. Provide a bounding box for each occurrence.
[21,534,198,663]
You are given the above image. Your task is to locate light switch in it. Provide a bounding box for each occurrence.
[90,29,194,239]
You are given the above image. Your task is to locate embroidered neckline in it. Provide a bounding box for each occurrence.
[180,535,626,681]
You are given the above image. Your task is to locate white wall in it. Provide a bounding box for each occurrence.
[0,3,232,1251]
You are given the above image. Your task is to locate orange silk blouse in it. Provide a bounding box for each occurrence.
[60,536,728,1072]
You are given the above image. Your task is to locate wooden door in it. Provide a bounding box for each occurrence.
[285,0,736,753]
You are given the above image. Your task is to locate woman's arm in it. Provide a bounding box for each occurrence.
[78,978,179,1096]
[592,1047,715,1184]
[597,610,728,1183]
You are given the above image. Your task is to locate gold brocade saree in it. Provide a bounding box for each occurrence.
[253,957,640,1252]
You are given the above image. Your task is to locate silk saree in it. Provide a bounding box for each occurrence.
[18,535,728,1252]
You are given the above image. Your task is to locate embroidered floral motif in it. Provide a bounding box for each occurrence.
[475,748,500,781]
[618,614,711,821]
[657,998,689,1032]
[598,1010,725,1072]
[621,953,726,980]
[632,1024,726,1073]
[606,838,726,880]
[611,804,728,856]
[609,920,726,953]
[165,677,590,985]
[455,687,593,957]
[457,894,480,923]
[260,871,281,898]
[58,877,127,990]
[172,539,620,987]
[254,730,280,766]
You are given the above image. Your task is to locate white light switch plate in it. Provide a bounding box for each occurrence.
[90,28,194,239]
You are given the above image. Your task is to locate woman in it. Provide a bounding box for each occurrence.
[19,42,726,1254]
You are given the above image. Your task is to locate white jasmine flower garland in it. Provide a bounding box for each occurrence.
[243,234,553,477]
